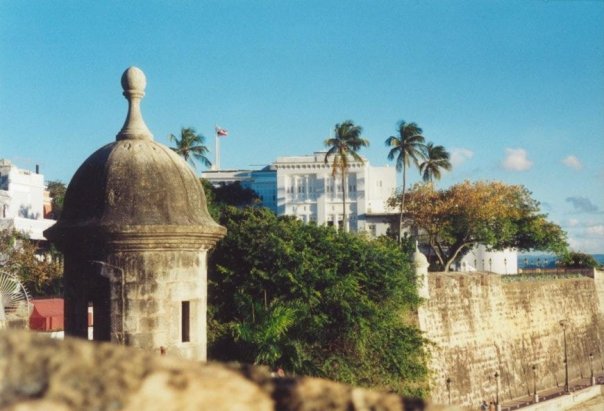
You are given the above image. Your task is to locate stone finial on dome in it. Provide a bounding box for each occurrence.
[117,66,153,141]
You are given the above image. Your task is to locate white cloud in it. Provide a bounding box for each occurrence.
[586,225,604,236]
[450,148,474,167]
[502,148,533,171]
[566,221,604,253]
[568,237,603,254]
[562,155,582,170]
[568,218,579,227]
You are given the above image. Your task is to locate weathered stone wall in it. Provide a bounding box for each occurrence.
[107,249,208,360]
[0,331,455,411]
[418,271,604,407]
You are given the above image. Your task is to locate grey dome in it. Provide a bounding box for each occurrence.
[45,67,224,246]
[57,140,218,227]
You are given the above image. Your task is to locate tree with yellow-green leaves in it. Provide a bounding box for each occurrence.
[389,181,568,272]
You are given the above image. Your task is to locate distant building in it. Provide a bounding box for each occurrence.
[202,152,397,235]
[457,244,518,274]
[0,160,55,240]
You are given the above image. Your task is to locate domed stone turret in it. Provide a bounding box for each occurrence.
[45,67,226,361]
[48,66,222,239]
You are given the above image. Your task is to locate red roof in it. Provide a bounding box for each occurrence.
[31,298,63,317]
[30,298,64,331]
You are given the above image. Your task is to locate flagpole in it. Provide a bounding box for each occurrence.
[214,125,220,171]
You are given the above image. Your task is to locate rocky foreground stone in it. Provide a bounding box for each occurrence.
[0,331,458,411]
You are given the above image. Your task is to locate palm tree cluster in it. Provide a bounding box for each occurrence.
[385,121,451,242]
[323,119,451,238]
[168,121,449,241]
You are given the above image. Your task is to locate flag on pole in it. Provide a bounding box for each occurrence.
[215,126,228,137]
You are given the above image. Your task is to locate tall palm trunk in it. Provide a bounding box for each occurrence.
[341,166,347,233]
[399,166,407,243]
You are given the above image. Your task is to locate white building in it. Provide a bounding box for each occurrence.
[457,244,518,274]
[0,160,55,240]
[274,153,396,233]
[202,152,397,235]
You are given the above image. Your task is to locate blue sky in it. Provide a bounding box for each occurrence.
[1,1,603,253]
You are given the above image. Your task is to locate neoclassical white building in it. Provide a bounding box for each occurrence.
[202,152,397,235]
[0,159,55,240]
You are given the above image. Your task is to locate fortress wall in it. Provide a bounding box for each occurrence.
[418,271,604,407]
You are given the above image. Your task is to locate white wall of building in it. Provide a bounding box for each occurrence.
[457,244,518,274]
[202,153,397,236]
[0,160,55,240]
[274,153,396,233]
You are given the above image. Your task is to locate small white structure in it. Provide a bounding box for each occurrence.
[203,152,397,235]
[457,244,518,275]
[0,160,55,240]
[413,242,430,299]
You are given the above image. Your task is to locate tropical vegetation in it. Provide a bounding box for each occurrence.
[207,206,429,396]
[385,121,426,242]
[169,127,212,169]
[419,142,451,184]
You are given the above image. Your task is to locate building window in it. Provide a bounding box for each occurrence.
[368,224,377,237]
[181,301,190,342]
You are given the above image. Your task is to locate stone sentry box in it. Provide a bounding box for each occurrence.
[45,67,226,361]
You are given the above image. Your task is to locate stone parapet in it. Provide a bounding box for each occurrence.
[0,331,458,411]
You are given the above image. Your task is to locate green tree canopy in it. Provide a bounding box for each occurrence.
[169,127,212,169]
[390,181,568,272]
[558,251,600,269]
[208,206,428,396]
[200,179,260,220]
[46,180,66,220]
[324,120,369,233]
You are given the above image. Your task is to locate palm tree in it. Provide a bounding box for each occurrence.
[324,120,369,233]
[385,121,426,242]
[169,127,212,169]
[419,142,452,183]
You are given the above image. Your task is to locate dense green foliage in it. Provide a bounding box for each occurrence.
[207,206,429,396]
[200,179,260,220]
[558,251,600,269]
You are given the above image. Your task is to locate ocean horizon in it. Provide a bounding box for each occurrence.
[518,253,604,269]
